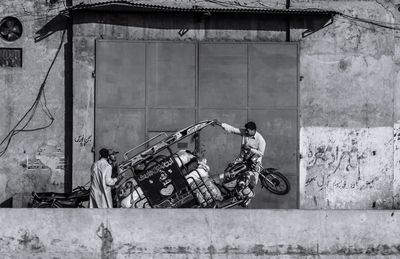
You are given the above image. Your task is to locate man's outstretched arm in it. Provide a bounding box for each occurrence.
[213,120,243,135]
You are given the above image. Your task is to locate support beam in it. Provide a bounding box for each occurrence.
[64,0,73,192]
[286,0,290,42]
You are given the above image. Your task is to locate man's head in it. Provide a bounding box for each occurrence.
[99,148,109,159]
[244,121,257,137]
[108,150,118,163]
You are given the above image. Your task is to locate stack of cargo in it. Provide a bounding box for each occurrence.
[118,150,222,208]
[118,178,150,208]
[174,150,223,207]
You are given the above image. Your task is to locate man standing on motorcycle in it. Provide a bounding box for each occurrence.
[89,148,119,208]
[213,120,266,204]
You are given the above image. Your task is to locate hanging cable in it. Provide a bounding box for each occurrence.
[6,5,66,18]
[1,3,67,24]
[202,0,400,32]
[204,0,283,9]
[0,29,65,157]
[338,13,400,31]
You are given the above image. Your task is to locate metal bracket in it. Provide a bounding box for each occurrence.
[178,28,189,37]
[302,14,335,38]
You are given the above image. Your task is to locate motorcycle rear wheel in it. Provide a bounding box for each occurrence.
[260,169,290,195]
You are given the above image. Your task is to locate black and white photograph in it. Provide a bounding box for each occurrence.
[0,0,399,258]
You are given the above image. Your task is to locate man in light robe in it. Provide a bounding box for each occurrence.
[89,148,118,208]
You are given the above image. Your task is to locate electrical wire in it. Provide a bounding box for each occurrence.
[338,13,400,31]
[292,6,400,30]
[0,3,67,24]
[204,0,281,9]
[334,15,391,33]
[8,1,400,32]
[0,14,62,24]
[6,5,66,18]
[202,0,400,32]
[0,30,65,157]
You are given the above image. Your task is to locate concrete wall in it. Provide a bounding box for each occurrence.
[1,209,400,258]
[0,0,67,206]
[1,0,399,210]
[72,0,400,209]
[297,0,399,209]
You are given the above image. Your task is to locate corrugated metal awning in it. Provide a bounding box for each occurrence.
[64,1,339,16]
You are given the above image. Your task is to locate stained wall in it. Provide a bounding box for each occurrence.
[1,209,400,258]
[72,0,400,209]
[0,0,399,210]
[0,0,67,206]
[297,0,398,209]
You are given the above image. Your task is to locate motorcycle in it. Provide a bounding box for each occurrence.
[114,120,290,209]
[30,150,120,208]
[31,185,89,208]
[213,147,290,208]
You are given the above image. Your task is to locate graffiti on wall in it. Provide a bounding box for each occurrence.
[22,156,67,171]
[303,128,393,195]
[74,134,92,147]
[305,143,371,191]
[56,157,67,170]
[393,123,400,206]
[20,144,66,171]
[21,158,48,170]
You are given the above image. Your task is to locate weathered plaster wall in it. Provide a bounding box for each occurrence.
[392,0,400,211]
[72,0,400,209]
[1,209,400,258]
[297,0,398,209]
[0,0,67,206]
[0,0,395,210]
[300,127,393,209]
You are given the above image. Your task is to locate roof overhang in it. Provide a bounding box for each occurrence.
[64,1,338,16]
[34,1,338,41]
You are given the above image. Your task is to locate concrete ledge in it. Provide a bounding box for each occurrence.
[0,209,399,258]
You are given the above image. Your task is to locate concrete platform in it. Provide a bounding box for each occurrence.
[0,209,399,258]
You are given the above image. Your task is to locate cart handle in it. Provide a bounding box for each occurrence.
[123,132,168,159]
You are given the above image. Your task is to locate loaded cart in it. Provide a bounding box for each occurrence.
[115,120,223,208]
[31,120,290,208]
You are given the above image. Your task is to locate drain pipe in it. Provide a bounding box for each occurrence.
[286,0,290,42]
[64,0,73,193]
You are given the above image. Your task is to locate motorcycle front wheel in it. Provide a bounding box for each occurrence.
[259,169,290,195]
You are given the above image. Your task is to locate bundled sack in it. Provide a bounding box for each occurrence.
[190,179,223,207]
[185,168,208,184]
[185,159,222,207]
[184,158,210,183]
[118,179,150,208]
[120,187,150,208]
[173,150,196,167]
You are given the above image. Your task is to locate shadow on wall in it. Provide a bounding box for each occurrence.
[0,193,32,208]
[35,14,69,42]
[0,197,12,208]
[35,9,333,41]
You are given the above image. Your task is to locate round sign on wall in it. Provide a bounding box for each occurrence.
[0,17,23,42]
